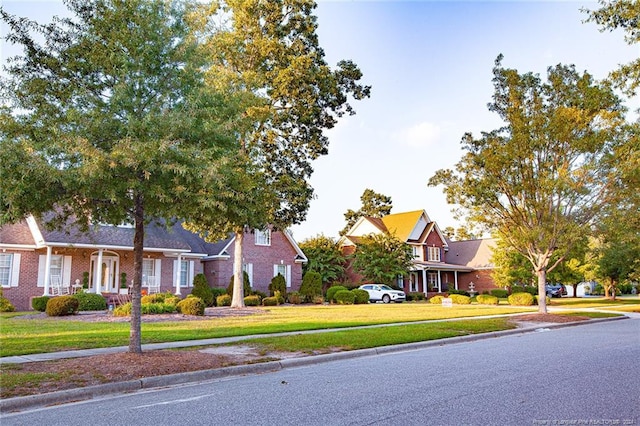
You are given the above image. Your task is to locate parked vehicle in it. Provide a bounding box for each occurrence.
[545,283,565,298]
[358,284,406,303]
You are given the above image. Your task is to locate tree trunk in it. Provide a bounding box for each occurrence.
[129,194,144,353]
[536,268,548,314]
[231,229,245,308]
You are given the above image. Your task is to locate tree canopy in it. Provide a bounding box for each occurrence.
[429,55,626,313]
[340,188,392,236]
[350,233,413,287]
[0,0,241,351]
[298,234,346,286]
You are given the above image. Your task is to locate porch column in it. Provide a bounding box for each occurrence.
[174,254,182,296]
[437,271,442,292]
[422,269,427,295]
[43,246,52,296]
[95,249,103,294]
[454,271,459,290]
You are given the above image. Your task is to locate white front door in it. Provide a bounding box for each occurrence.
[90,255,119,293]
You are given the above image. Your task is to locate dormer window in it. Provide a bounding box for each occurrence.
[412,245,421,259]
[255,229,271,246]
[428,246,441,262]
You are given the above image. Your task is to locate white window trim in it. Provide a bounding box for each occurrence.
[273,264,291,288]
[174,259,195,288]
[37,254,72,287]
[255,229,271,246]
[0,253,20,288]
[428,246,441,262]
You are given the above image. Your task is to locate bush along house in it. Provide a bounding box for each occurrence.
[0,215,307,311]
[339,209,496,296]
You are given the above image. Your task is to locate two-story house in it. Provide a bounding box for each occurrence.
[339,209,496,295]
[0,216,307,311]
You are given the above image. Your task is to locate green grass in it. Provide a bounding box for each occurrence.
[556,311,622,319]
[0,304,534,357]
[550,296,640,309]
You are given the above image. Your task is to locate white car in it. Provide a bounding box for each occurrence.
[358,284,406,303]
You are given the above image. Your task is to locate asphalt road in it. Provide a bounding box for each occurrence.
[2,317,638,426]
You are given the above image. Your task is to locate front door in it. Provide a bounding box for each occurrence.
[90,254,119,293]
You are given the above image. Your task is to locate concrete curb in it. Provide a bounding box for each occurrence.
[0,315,627,413]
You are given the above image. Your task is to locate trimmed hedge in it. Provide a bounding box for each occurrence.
[268,274,287,298]
[262,296,279,306]
[211,287,228,306]
[326,285,348,303]
[299,271,322,302]
[352,289,370,304]
[46,295,79,316]
[287,292,303,305]
[429,295,444,304]
[191,273,214,307]
[73,292,107,311]
[244,295,261,306]
[450,294,471,305]
[508,292,534,306]
[490,289,509,298]
[32,296,51,312]
[407,292,426,302]
[476,294,499,305]
[0,289,14,312]
[334,290,355,305]
[176,296,205,316]
[217,294,231,307]
[448,289,470,297]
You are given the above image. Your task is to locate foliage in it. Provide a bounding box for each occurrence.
[176,297,205,316]
[407,292,426,302]
[227,272,252,298]
[191,273,214,307]
[211,287,228,306]
[45,296,79,316]
[429,55,626,313]
[340,189,392,236]
[183,0,370,308]
[490,289,509,298]
[120,273,127,289]
[334,290,356,305]
[112,303,131,317]
[268,274,287,298]
[0,0,241,353]
[298,237,346,285]
[326,285,348,303]
[0,288,14,312]
[429,295,444,304]
[350,233,414,285]
[262,296,279,306]
[352,289,370,305]
[449,294,471,305]
[31,296,51,312]
[507,292,534,306]
[217,294,232,307]
[448,289,470,297]
[73,293,107,311]
[298,270,323,302]
[475,294,499,305]
[244,295,261,306]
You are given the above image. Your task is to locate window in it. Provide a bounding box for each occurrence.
[412,246,421,259]
[50,255,63,278]
[142,259,154,286]
[427,246,441,262]
[428,272,439,290]
[0,254,13,287]
[179,260,188,287]
[274,264,291,288]
[255,229,271,246]
[174,259,194,287]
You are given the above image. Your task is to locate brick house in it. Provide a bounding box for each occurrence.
[339,209,496,295]
[0,216,307,311]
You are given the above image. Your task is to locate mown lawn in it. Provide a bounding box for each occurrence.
[0,303,534,357]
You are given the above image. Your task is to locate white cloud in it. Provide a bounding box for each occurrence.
[397,121,442,148]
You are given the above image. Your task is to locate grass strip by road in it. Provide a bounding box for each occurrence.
[0,304,533,357]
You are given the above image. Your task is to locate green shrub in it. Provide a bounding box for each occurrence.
[211,287,227,306]
[191,273,214,307]
[524,286,538,295]
[73,292,107,311]
[113,302,131,316]
[333,290,355,305]
[407,292,426,302]
[269,274,287,298]
[262,296,279,306]
[46,295,79,316]
[534,295,551,306]
[326,285,348,303]
[476,294,499,305]
[176,296,205,316]
[244,295,261,306]
[511,285,525,294]
[312,295,325,304]
[164,296,180,306]
[227,272,252,297]
[450,294,471,305]
[449,289,470,297]
[287,292,303,305]
[429,295,444,304]
[0,290,15,312]
[352,289,370,304]
[32,296,51,312]
[217,294,231,307]
[299,271,322,302]
[508,292,534,306]
[490,289,509,298]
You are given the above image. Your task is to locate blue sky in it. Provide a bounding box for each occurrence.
[2,1,638,241]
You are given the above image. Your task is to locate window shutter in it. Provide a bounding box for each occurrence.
[189,261,195,287]
[37,255,46,287]
[245,263,253,288]
[155,259,162,285]
[286,265,291,288]
[10,254,20,287]
[173,260,178,287]
[273,265,278,277]
[63,256,72,285]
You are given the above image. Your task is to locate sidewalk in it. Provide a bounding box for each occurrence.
[0,313,631,413]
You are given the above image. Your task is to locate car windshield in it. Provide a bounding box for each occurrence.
[379,285,392,290]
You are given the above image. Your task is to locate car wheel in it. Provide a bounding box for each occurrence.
[382,294,391,304]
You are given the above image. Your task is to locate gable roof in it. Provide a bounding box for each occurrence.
[447,238,496,269]
[380,210,426,241]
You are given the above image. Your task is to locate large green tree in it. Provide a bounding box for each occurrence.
[340,189,392,236]
[185,0,370,307]
[429,56,626,313]
[298,234,346,286]
[350,233,413,286]
[0,0,239,352]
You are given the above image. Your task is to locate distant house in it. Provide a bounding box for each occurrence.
[339,209,496,295]
[0,216,307,311]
